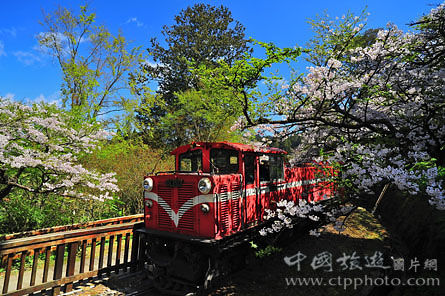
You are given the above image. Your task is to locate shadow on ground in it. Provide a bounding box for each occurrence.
[209,208,443,296]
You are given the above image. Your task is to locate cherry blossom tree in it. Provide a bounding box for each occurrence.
[0,98,119,202]
[275,5,445,210]
[198,4,445,211]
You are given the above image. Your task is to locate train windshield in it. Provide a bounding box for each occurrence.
[179,149,203,172]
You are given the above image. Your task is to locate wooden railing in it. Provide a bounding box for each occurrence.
[0,215,146,296]
[0,214,144,241]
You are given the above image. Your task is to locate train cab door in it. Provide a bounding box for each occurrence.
[243,153,258,227]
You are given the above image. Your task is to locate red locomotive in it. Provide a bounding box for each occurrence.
[138,142,335,294]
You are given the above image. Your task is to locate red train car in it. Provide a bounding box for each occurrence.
[138,142,335,293]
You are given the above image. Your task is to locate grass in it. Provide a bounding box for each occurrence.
[323,207,388,241]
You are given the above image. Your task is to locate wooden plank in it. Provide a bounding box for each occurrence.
[2,253,13,294]
[30,248,40,286]
[123,233,130,270]
[42,246,51,283]
[98,237,105,269]
[79,240,86,274]
[16,251,26,290]
[107,235,114,274]
[52,244,65,295]
[65,242,78,292]
[0,222,141,254]
[115,234,122,273]
[4,269,101,296]
[1,214,143,241]
[130,231,139,272]
[0,228,135,255]
[89,238,96,272]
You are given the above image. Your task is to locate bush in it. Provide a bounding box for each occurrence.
[81,138,174,215]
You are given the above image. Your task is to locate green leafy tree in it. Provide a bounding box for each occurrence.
[131,3,251,149]
[192,40,302,128]
[166,85,244,143]
[38,4,144,129]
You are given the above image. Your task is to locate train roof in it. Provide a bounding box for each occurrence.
[170,141,288,155]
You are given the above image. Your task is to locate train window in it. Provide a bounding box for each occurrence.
[259,154,283,182]
[270,155,284,180]
[210,149,239,174]
[259,155,270,182]
[179,150,202,172]
[244,154,255,184]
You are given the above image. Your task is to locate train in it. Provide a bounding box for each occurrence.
[137,141,336,295]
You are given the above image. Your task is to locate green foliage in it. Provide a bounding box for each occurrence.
[140,83,244,145]
[132,3,251,149]
[255,245,283,259]
[81,138,174,215]
[0,192,95,234]
[39,3,144,129]
[0,190,128,235]
[249,241,282,258]
[102,196,125,218]
[193,40,302,126]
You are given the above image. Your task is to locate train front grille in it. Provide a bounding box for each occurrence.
[177,183,194,231]
[157,184,173,229]
[156,180,196,233]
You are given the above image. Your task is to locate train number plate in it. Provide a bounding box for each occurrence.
[165,179,183,187]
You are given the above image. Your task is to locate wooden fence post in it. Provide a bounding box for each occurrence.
[2,253,13,294]
[17,251,27,290]
[30,248,40,286]
[52,244,65,295]
[65,242,79,292]
[130,231,140,272]
[107,235,115,275]
[123,233,130,271]
[115,234,122,274]
[89,238,96,272]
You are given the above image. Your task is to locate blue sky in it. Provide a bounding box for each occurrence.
[0,0,438,105]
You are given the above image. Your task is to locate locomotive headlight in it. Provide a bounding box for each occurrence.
[200,203,210,213]
[144,199,153,208]
[198,177,212,194]
[143,177,153,191]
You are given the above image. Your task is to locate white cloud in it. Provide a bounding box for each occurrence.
[1,92,62,106]
[29,92,62,107]
[0,27,17,37]
[126,17,144,27]
[0,41,5,57]
[37,31,67,43]
[13,51,42,66]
